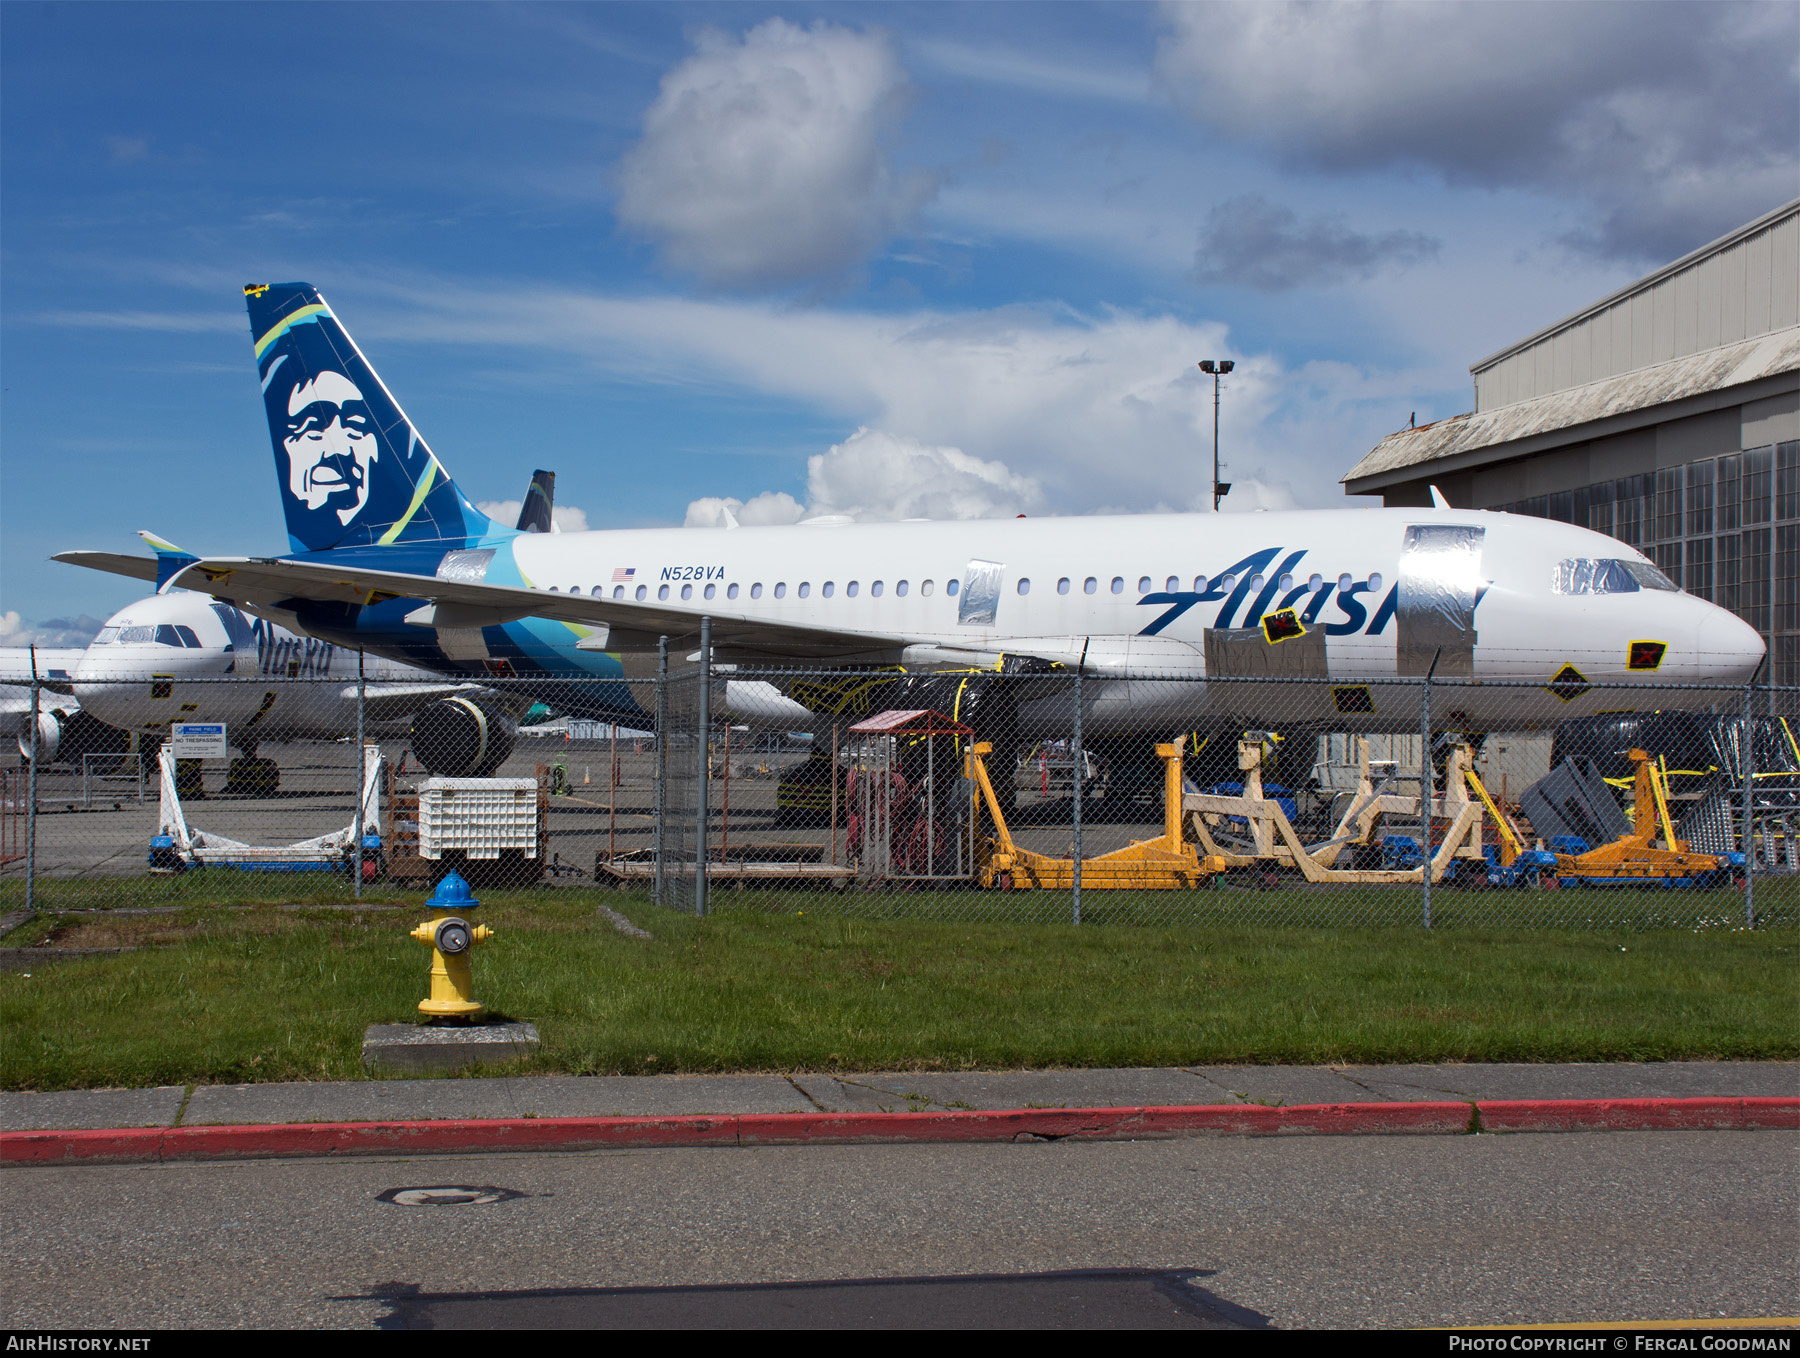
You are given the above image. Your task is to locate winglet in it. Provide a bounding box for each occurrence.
[1429,485,1451,510]
[138,530,200,593]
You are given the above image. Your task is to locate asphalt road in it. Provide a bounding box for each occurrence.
[4,1130,1793,1329]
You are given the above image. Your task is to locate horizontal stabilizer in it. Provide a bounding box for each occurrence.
[52,551,161,586]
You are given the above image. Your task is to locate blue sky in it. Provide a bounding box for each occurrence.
[4,0,1796,640]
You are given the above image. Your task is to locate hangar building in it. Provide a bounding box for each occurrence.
[1342,199,1800,683]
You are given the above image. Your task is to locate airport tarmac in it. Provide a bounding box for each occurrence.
[1,735,1184,888]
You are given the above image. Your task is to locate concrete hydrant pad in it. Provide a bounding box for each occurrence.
[363,1022,541,1074]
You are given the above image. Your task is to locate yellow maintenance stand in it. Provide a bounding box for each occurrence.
[411,870,495,1021]
[968,740,1227,889]
[1549,748,1730,885]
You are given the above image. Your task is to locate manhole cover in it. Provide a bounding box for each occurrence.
[377,1185,526,1207]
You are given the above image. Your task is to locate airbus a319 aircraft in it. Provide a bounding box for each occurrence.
[56,282,1765,746]
[7,580,521,777]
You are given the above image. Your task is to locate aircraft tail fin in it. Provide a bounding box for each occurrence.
[138,531,199,592]
[242,283,498,555]
[516,470,556,533]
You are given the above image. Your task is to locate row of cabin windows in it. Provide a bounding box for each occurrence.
[1042,572,1375,596]
[541,570,1383,602]
[546,579,946,601]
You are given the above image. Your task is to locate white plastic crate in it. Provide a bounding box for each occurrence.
[417,777,539,860]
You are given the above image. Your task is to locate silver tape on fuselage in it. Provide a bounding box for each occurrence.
[959,559,1004,627]
[436,548,496,584]
[1397,524,1483,676]
[1203,624,1328,678]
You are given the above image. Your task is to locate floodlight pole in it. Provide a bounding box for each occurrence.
[1198,360,1235,511]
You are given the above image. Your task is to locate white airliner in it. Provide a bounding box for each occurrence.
[12,587,502,778]
[1,648,89,754]
[53,282,1766,750]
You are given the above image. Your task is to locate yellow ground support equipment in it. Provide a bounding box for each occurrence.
[1462,761,1528,868]
[1549,748,1731,886]
[967,740,1226,890]
[1184,737,1491,884]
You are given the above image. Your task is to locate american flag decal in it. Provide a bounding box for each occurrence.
[612,567,636,583]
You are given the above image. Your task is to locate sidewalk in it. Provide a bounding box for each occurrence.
[3,1062,1794,1136]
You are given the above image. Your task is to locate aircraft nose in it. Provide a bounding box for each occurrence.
[1694,602,1766,682]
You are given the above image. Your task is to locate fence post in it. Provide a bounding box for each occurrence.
[354,650,365,900]
[1071,666,1082,926]
[1742,674,1756,929]
[695,617,711,918]
[1420,655,1438,929]
[654,635,668,908]
[24,651,39,917]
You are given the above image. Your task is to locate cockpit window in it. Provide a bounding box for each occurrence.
[1622,560,1679,591]
[1552,558,1680,595]
[209,603,255,649]
[95,627,120,645]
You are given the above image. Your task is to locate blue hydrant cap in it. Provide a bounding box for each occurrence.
[427,870,480,912]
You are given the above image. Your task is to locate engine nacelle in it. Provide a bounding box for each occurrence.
[19,711,60,763]
[409,695,519,777]
[17,709,131,764]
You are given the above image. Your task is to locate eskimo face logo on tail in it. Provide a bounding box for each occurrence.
[248,282,492,554]
[283,371,378,525]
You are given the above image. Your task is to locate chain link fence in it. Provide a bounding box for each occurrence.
[5,661,1797,930]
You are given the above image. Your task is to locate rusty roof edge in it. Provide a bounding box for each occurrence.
[1468,197,1800,377]
[1342,366,1800,493]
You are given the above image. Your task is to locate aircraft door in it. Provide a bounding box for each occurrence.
[958,560,1004,627]
[1397,524,1483,677]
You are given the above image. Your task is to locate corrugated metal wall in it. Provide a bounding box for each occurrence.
[1474,206,1800,411]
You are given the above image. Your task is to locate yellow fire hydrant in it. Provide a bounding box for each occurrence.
[410,871,494,1022]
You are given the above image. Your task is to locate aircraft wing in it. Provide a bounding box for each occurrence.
[55,552,914,661]
[0,647,88,692]
[345,681,492,723]
[51,552,161,586]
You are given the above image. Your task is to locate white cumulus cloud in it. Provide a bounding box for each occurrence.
[805,427,1045,521]
[616,18,934,289]
[357,279,1447,517]
[1154,0,1799,263]
[684,430,1044,526]
[0,610,107,649]
[687,428,1051,522]
[475,501,591,533]
[684,491,808,528]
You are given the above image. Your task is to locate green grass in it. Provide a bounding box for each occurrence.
[0,873,421,912]
[2,891,1794,1089]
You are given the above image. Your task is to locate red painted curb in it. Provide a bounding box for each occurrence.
[735,1102,1473,1145]
[1475,1096,1800,1133]
[2,1097,1792,1167]
[0,1115,739,1165]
